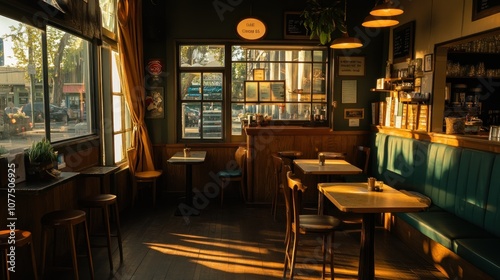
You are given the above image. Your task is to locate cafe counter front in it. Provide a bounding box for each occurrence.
[244,125,371,203]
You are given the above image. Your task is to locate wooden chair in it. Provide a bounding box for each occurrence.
[218,146,247,206]
[271,153,285,221]
[318,151,346,160]
[344,145,371,182]
[283,171,341,280]
[127,147,163,207]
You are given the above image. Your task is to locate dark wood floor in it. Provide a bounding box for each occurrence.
[65,192,448,280]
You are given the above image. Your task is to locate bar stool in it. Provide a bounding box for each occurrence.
[79,194,123,270]
[0,229,38,280]
[41,209,94,280]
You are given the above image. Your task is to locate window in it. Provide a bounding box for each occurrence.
[111,50,131,163]
[100,0,117,36]
[0,15,93,151]
[231,46,328,135]
[177,44,329,141]
[178,45,225,140]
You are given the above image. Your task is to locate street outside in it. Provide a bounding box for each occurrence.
[0,119,88,151]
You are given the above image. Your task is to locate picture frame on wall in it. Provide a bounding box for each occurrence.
[424,54,433,72]
[472,0,500,21]
[283,12,310,40]
[145,87,164,119]
[344,108,364,119]
[338,56,365,76]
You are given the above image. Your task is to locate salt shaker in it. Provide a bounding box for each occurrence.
[367,177,376,191]
[318,153,325,166]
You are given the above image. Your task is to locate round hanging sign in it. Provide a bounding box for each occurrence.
[236,17,267,40]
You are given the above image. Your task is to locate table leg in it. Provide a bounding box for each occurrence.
[358,213,375,280]
[318,191,324,215]
[185,164,193,206]
[175,164,200,216]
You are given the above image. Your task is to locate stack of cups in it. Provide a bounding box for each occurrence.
[489,126,500,141]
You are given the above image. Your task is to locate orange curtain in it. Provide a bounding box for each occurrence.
[117,0,155,172]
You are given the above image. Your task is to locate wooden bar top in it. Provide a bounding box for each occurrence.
[245,125,333,136]
[0,172,79,195]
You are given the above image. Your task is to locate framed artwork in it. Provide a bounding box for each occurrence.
[424,54,433,72]
[244,80,285,102]
[472,0,500,21]
[344,108,364,119]
[338,56,365,76]
[253,68,265,81]
[284,12,309,40]
[245,81,259,101]
[145,87,164,118]
[392,21,415,63]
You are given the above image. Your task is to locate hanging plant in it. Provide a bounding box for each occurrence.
[301,0,347,45]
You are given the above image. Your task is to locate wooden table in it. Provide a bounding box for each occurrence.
[80,166,120,194]
[317,182,429,280]
[167,151,206,216]
[294,159,362,175]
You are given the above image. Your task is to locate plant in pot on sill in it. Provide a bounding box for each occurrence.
[301,0,346,45]
[25,138,60,180]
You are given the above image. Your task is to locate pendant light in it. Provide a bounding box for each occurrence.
[330,0,362,49]
[370,0,404,17]
[362,15,399,28]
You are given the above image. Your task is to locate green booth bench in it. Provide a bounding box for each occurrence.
[372,132,500,280]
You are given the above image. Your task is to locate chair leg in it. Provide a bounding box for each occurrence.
[290,233,299,280]
[283,232,291,279]
[102,206,113,270]
[152,180,157,208]
[113,202,124,263]
[132,179,137,207]
[330,233,334,280]
[67,225,79,280]
[3,249,9,280]
[82,220,94,280]
[322,235,326,279]
[29,240,39,280]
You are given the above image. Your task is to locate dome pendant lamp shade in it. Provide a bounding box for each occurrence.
[362,15,399,28]
[370,0,404,17]
[331,0,362,49]
[330,32,363,49]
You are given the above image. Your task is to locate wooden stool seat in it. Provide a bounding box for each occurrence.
[41,209,94,280]
[80,194,117,205]
[41,210,86,226]
[80,194,123,271]
[135,170,162,180]
[0,229,38,280]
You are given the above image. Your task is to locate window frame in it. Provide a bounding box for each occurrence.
[176,41,330,143]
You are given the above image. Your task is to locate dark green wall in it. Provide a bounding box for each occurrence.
[143,0,386,143]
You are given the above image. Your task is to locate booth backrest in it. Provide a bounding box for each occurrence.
[372,133,500,237]
[484,155,500,236]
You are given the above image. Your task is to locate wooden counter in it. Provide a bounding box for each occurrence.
[244,126,371,203]
[0,172,80,278]
[374,126,500,153]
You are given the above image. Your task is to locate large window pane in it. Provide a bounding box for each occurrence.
[47,25,92,141]
[0,15,94,152]
[0,16,44,149]
[179,45,225,67]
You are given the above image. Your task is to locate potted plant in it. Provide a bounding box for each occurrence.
[25,138,59,180]
[301,0,346,45]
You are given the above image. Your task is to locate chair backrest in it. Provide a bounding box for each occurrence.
[319,151,346,160]
[272,153,283,188]
[235,146,247,178]
[353,145,371,174]
[127,147,137,175]
[286,170,307,229]
[282,165,293,236]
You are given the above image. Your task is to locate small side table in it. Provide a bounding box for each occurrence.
[80,166,120,194]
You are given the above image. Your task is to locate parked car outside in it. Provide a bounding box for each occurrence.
[21,102,69,123]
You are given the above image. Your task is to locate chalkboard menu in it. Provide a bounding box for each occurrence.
[392,21,415,63]
[473,0,500,21]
